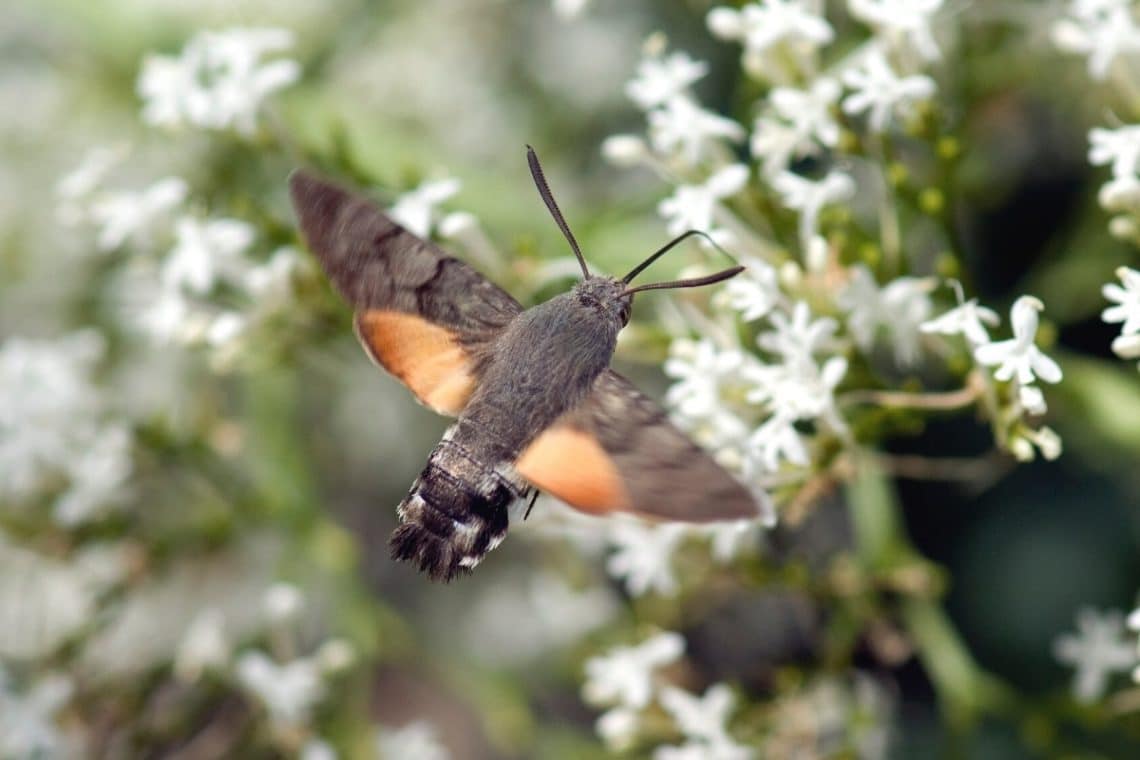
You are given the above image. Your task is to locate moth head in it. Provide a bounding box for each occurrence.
[527,145,744,325]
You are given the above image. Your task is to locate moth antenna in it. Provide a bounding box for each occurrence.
[527,145,591,279]
[621,265,745,296]
[622,229,739,284]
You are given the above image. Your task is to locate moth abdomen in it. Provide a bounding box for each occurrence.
[389,433,526,581]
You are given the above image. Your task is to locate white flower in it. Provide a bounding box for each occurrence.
[56,144,129,224]
[553,0,590,20]
[1053,4,1140,80]
[648,97,746,165]
[175,608,228,681]
[163,216,256,295]
[665,338,748,419]
[582,631,685,709]
[0,331,133,525]
[658,164,750,241]
[1103,266,1140,335]
[1098,174,1140,212]
[236,650,326,727]
[1089,125,1140,178]
[1053,607,1136,702]
[602,134,650,166]
[263,582,304,623]
[596,706,642,751]
[745,412,807,473]
[770,169,854,253]
[606,521,690,596]
[376,721,451,760]
[721,260,781,322]
[841,47,936,132]
[707,1,834,78]
[0,670,73,760]
[840,265,934,366]
[750,79,840,176]
[89,176,187,251]
[920,286,1000,346]
[389,177,461,238]
[757,300,839,369]
[848,0,944,61]
[139,27,300,135]
[974,296,1063,388]
[301,739,337,760]
[657,741,753,760]
[626,51,708,110]
[656,684,753,759]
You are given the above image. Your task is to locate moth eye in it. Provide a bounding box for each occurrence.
[620,303,631,326]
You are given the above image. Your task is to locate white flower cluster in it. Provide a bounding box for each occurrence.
[1089,124,1140,242]
[56,146,302,367]
[597,1,1069,506]
[176,582,358,752]
[581,631,752,757]
[1103,266,1140,367]
[0,331,133,526]
[138,27,300,136]
[0,668,74,759]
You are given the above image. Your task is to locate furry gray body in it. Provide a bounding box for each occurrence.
[391,278,630,579]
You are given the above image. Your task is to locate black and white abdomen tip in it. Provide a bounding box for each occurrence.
[388,436,523,581]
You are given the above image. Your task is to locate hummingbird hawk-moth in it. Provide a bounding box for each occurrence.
[289,147,766,581]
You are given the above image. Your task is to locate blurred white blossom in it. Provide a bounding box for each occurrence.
[751,79,841,176]
[0,670,74,760]
[389,177,462,238]
[1089,125,1140,178]
[583,631,684,710]
[840,265,934,366]
[841,47,936,132]
[606,521,690,596]
[658,164,749,243]
[88,176,188,251]
[376,721,451,760]
[0,331,133,525]
[164,216,256,295]
[1054,607,1136,702]
[648,96,746,165]
[770,169,854,254]
[707,1,834,79]
[175,608,229,682]
[138,27,300,135]
[1053,1,1140,80]
[236,650,326,727]
[848,0,945,61]
[656,684,753,760]
[626,51,708,110]
[721,259,781,322]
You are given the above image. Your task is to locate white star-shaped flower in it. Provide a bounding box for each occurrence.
[920,286,1000,346]
[1103,266,1140,335]
[163,216,255,295]
[841,47,936,132]
[583,631,685,709]
[657,164,750,240]
[974,295,1063,387]
[707,1,834,78]
[751,79,840,176]
[770,169,854,252]
[648,97,746,165]
[605,521,690,597]
[756,300,839,369]
[389,177,461,238]
[1089,125,1140,178]
[840,266,934,366]
[626,52,708,110]
[89,176,187,251]
[236,651,326,727]
[721,259,781,322]
[1053,4,1140,80]
[1053,607,1137,702]
[848,0,945,61]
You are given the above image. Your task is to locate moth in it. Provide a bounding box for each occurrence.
[289,147,766,581]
